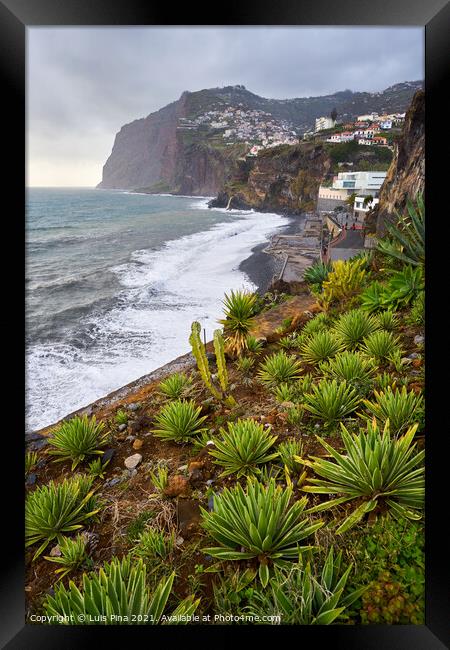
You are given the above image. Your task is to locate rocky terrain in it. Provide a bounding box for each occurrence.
[98,82,422,195]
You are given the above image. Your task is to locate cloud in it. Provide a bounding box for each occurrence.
[27,26,424,186]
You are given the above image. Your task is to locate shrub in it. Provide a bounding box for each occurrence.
[152,400,208,443]
[26,475,99,560]
[158,373,192,399]
[245,547,366,624]
[385,265,424,309]
[278,438,304,473]
[374,372,397,392]
[201,478,323,586]
[319,351,376,388]
[219,289,257,356]
[115,409,129,425]
[273,382,299,403]
[278,333,300,350]
[406,291,425,326]
[362,330,402,362]
[300,331,344,364]
[361,386,424,435]
[375,309,399,331]
[301,312,331,337]
[376,194,424,267]
[301,420,425,532]
[246,336,264,354]
[131,528,175,560]
[87,457,110,479]
[234,356,255,375]
[258,351,302,387]
[333,309,380,349]
[44,534,89,580]
[303,260,332,289]
[43,557,199,624]
[47,415,109,470]
[319,258,367,310]
[302,379,361,426]
[359,281,389,313]
[209,419,279,477]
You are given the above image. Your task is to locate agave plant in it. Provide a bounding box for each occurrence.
[300,419,425,532]
[87,457,110,479]
[219,289,257,356]
[44,534,89,580]
[158,373,192,399]
[245,547,366,624]
[278,333,300,350]
[374,372,398,392]
[201,478,323,586]
[152,400,208,443]
[333,309,380,350]
[301,312,330,337]
[26,475,99,561]
[209,419,279,477]
[406,291,425,326]
[234,356,255,375]
[319,351,377,387]
[115,409,129,426]
[25,450,39,476]
[131,528,175,560]
[385,265,424,309]
[375,309,399,331]
[362,330,402,362]
[47,415,109,470]
[361,386,424,435]
[300,331,344,364]
[43,557,199,624]
[246,335,264,354]
[258,351,302,387]
[377,194,424,267]
[302,379,361,426]
[277,438,304,473]
[303,260,332,289]
[359,281,389,313]
[272,382,300,403]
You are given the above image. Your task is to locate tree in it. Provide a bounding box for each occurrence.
[330,107,338,122]
[346,192,357,211]
[363,195,374,208]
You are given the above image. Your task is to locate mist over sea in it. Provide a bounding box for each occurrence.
[26,188,289,431]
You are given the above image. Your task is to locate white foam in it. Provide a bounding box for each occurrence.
[26,209,289,431]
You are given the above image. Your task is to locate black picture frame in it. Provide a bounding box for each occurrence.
[2,0,449,647]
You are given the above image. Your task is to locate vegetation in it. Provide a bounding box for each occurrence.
[25,475,99,560]
[219,289,257,356]
[44,534,89,580]
[47,415,109,470]
[361,386,424,434]
[300,331,344,363]
[131,528,175,560]
[377,194,424,267]
[318,257,367,310]
[301,420,424,532]
[43,558,199,624]
[152,400,208,443]
[303,261,332,290]
[319,351,376,389]
[158,373,192,399]
[209,419,279,477]
[361,330,402,361]
[257,351,302,387]
[333,309,380,349]
[302,379,361,426]
[201,479,323,586]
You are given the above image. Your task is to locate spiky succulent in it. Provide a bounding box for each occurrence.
[362,330,402,362]
[26,475,99,561]
[319,351,377,387]
[201,478,323,586]
[258,351,302,387]
[47,415,109,470]
[152,400,208,443]
[302,379,361,426]
[333,309,380,349]
[300,420,424,533]
[44,534,89,580]
[303,260,332,289]
[360,386,424,435]
[209,419,279,477]
[219,289,257,356]
[375,309,399,331]
[43,557,199,624]
[376,194,424,267]
[300,331,344,364]
[158,373,192,399]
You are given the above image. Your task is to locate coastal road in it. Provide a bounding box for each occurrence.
[328,225,365,261]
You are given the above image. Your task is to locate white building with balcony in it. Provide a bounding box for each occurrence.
[331,171,387,197]
[354,196,380,220]
[315,116,336,132]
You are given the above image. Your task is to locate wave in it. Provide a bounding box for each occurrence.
[26,208,289,432]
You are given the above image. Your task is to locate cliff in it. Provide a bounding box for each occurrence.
[366,89,425,235]
[97,82,422,195]
[209,142,331,214]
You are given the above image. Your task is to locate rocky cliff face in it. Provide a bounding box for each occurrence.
[98,82,422,195]
[366,90,425,235]
[209,143,331,214]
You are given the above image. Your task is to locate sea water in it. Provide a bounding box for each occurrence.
[26,188,289,431]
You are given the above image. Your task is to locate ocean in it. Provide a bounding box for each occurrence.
[26,188,290,432]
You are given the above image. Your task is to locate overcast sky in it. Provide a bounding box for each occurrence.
[27,26,424,187]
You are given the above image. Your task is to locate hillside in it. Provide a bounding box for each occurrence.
[97,81,422,194]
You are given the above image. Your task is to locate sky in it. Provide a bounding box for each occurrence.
[27,26,424,187]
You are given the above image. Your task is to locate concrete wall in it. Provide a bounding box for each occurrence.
[317,197,347,212]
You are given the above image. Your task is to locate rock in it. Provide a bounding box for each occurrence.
[127,402,141,412]
[408,352,421,360]
[125,435,136,442]
[176,536,184,546]
[118,424,127,432]
[401,357,412,365]
[128,468,138,478]
[414,335,424,345]
[28,439,48,452]
[26,473,37,486]
[105,477,121,488]
[50,545,61,557]
[189,468,203,486]
[412,359,422,368]
[163,475,190,498]
[206,479,214,486]
[124,453,142,470]
[178,464,188,472]
[132,439,143,450]
[314,423,321,429]
[102,449,115,465]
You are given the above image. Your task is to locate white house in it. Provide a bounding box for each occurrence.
[315,116,336,132]
[358,138,373,146]
[354,196,380,220]
[357,112,379,122]
[332,171,387,196]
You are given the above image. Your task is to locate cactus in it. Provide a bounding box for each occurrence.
[189,322,236,407]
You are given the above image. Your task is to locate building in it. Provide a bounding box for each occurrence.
[331,171,387,196]
[373,135,388,146]
[357,112,379,122]
[358,138,373,146]
[354,195,380,220]
[315,116,336,132]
